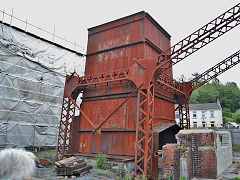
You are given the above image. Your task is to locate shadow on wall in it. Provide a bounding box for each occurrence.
[159,124,180,150]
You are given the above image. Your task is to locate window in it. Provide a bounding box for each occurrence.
[193,122,197,128]
[210,110,214,118]
[202,121,206,128]
[211,121,215,127]
[193,111,197,118]
[175,112,179,119]
[202,111,206,118]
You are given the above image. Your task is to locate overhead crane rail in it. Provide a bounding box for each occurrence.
[156,3,240,72]
[190,49,240,90]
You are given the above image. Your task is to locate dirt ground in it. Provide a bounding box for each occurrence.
[33,158,129,180]
[218,152,240,180]
[32,150,240,180]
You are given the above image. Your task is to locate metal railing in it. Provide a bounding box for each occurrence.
[0,8,85,54]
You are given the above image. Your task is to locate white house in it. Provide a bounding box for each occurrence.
[175,101,223,128]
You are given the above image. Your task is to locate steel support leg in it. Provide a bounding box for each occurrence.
[56,96,75,160]
[134,83,154,178]
[178,101,190,129]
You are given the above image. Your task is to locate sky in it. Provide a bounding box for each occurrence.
[1,0,240,87]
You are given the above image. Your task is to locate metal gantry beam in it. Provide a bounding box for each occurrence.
[156,72,185,95]
[156,3,240,72]
[77,69,129,88]
[190,49,240,91]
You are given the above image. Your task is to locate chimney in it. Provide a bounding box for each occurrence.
[217,98,221,107]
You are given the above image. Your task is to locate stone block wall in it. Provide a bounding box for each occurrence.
[216,131,233,176]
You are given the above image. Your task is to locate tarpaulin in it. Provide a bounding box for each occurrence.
[0,22,85,148]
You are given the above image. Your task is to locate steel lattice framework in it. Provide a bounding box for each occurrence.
[190,49,240,90]
[56,3,240,178]
[134,83,154,176]
[156,3,240,71]
[57,96,75,160]
[135,3,240,176]
[77,69,129,88]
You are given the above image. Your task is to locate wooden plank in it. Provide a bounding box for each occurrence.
[73,166,93,175]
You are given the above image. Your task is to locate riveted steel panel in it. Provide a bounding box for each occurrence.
[69,11,173,159]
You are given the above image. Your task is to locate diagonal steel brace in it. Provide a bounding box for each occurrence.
[68,96,101,134]
[92,84,143,134]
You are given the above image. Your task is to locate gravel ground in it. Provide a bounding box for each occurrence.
[32,158,130,180]
[33,167,120,180]
[32,153,240,180]
[218,152,240,179]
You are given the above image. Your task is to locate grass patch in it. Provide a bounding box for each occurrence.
[180,177,187,180]
[34,149,56,159]
[233,146,240,153]
[97,171,110,178]
[133,174,147,180]
[51,165,57,172]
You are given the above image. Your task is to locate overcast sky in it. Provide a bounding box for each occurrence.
[1,0,240,87]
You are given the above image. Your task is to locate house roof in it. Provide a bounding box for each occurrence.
[175,103,222,111]
[189,103,221,110]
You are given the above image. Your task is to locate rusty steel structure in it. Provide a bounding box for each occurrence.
[57,3,240,179]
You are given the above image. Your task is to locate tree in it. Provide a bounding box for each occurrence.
[189,80,240,113]
[233,112,240,124]
[177,74,188,82]
[222,108,232,123]
[192,72,200,79]
[211,77,220,84]
[226,82,238,89]
[190,89,199,104]
[218,84,240,112]
[197,84,219,103]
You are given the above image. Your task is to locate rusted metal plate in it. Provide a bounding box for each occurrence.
[154,97,175,126]
[153,122,176,133]
[67,11,174,159]
[79,97,137,130]
[86,11,171,77]
[82,81,136,100]
[86,45,144,75]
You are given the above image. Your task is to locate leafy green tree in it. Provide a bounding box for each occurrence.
[192,72,200,79]
[190,89,199,104]
[196,84,219,103]
[211,77,220,84]
[218,84,240,112]
[226,82,238,89]
[233,112,240,124]
[222,108,233,123]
